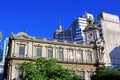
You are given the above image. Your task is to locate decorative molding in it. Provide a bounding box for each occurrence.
[42,38,47,41]
[12,32,35,40]
[67,47,74,50]
[73,42,77,44]
[85,49,92,53]
[34,44,42,47]
[26,54,30,58]
[16,42,27,46]
[12,53,18,57]
[81,68,84,70]
[53,39,58,42]
[58,46,64,49]
[46,45,54,48]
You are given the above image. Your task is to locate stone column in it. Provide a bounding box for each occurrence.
[63,48,67,61]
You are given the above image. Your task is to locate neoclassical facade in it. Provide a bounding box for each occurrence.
[4,19,104,80]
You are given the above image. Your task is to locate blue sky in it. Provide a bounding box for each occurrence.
[0,0,120,48]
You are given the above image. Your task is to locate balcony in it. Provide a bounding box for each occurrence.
[57,58,96,65]
[8,53,104,65]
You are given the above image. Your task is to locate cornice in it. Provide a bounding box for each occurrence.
[13,38,94,48]
[10,32,94,48]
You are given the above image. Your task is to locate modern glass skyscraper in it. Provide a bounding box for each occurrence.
[70,12,94,42]
[54,12,94,42]
[0,38,9,80]
[0,49,3,62]
[69,17,87,42]
[53,25,71,41]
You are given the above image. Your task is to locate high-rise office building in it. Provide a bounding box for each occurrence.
[54,12,94,42]
[69,17,87,42]
[69,12,94,42]
[53,25,71,41]
[0,49,3,62]
[0,49,3,80]
[98,12,120,67]
[0,38,9,80]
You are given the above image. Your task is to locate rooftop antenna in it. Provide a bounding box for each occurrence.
[58,20,62,30]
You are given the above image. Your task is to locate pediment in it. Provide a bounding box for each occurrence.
[11,32,35,40]
[84,24,100,32]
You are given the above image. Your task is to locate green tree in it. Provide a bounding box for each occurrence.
[18,62,41,80]
[18,57,82,80]
[91,67,120,80]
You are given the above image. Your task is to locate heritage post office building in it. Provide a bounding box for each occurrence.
[4,19,104,80]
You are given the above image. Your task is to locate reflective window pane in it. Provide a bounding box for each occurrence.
[58,49,63,60]
[36,48,42,57]
[87,52,92,63]
[76,51,83,62]
[19,46,25,57]
[79,71,85,80]
[48,48,53,58]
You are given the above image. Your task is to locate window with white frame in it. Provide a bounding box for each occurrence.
[19,45,25,57]
[36,47,42,58]
[87,52,92,63]
[58,49,63,61]
[67,50,73,61]
[47,48,53,58]
[79,71,85,80]
[76,50,83,62]
[17,69,22,80]
[88,71,94,80]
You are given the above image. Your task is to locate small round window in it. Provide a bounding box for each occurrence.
[90,33,92,36]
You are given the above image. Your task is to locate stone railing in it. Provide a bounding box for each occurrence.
[34,38,92,46]
[11,54,97,64]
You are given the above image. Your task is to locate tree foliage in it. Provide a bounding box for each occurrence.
[18,57,82,80]
[91,67,120,80]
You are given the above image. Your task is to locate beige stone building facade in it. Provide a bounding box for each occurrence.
[4,19,104,80]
